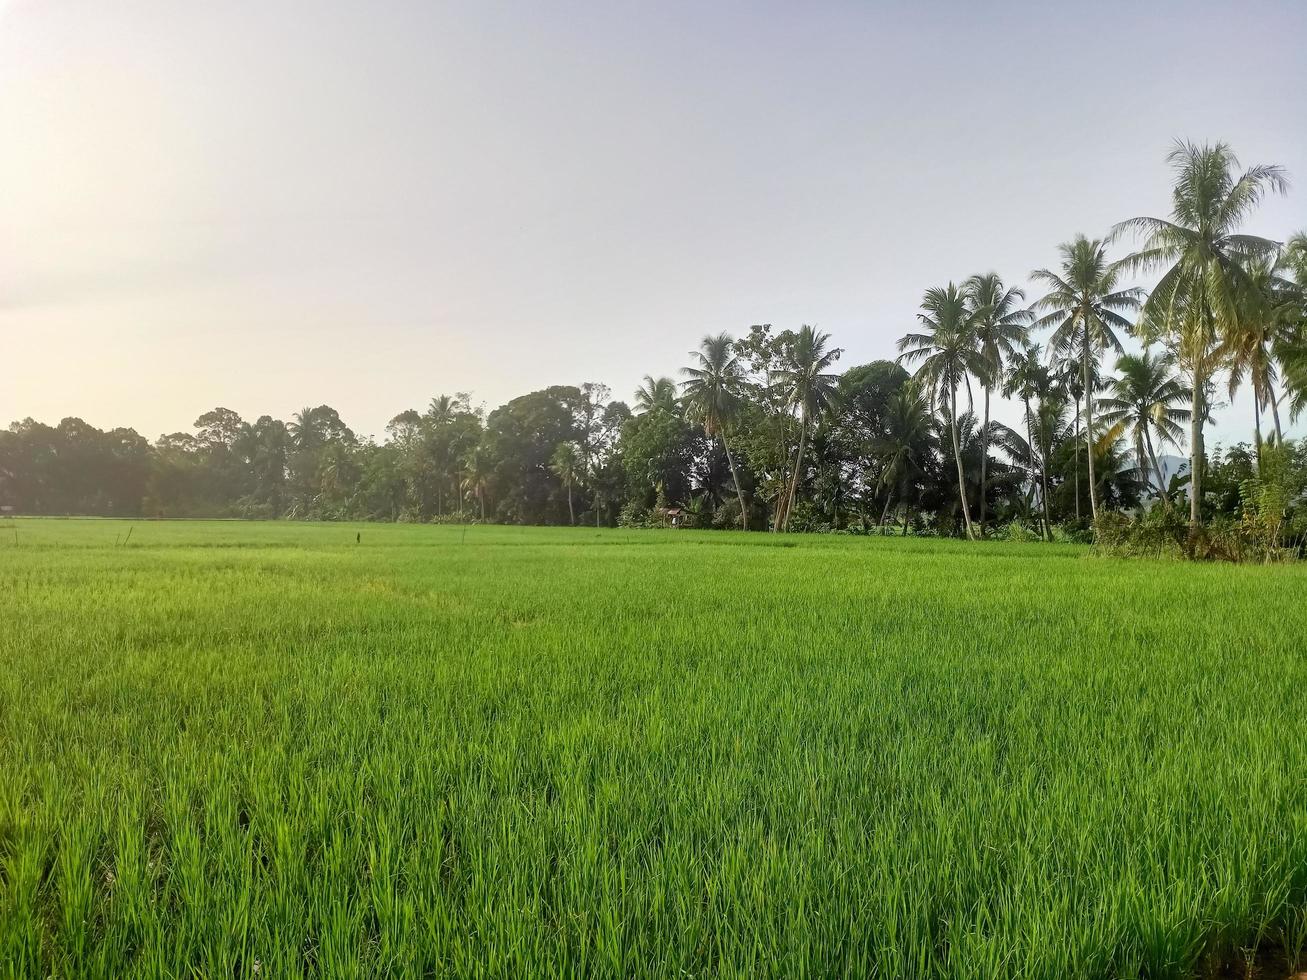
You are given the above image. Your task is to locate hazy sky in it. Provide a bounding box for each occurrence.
[2,0,1305,443]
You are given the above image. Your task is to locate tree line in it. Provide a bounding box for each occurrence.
[3,141,1306,549]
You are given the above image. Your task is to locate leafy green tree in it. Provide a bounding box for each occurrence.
[482,387,582,524]
[832,361,912,527]
[385,410,426,518]
[1115,140,1288,525]
[618,404,699,512]
[730,324,801,529]
[1031,236,1142,523]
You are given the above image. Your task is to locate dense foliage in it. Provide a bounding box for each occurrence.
[3,142,1306,550]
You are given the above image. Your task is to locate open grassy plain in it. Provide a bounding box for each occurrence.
[2,520,1306,977]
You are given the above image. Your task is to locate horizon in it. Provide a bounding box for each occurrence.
[3,0,1306,445]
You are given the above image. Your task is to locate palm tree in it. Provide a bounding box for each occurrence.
[633,376,679,415]
[681,333,749,530]
[1096,352,1191,507]
[964,273,1032,535]
[287,407,320,451]
[874,380,935,533]
[1031,236,1143,523]
[898,285,985,539]
[1114,140,1288,526]
[1279,233,1307,422]
[774,326,841,531]
[1003,344,1052,539]
[426,394,457,426]
[550,442,582,525]
[425,394,467,515]
[1226,256,1300,449]
[1047,352,1084,521]
[460,444,492,521]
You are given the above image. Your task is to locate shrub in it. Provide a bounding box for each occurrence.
[617,501,652,528]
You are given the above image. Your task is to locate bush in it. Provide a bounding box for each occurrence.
[1092,499,1301,564]
[617,501,653,528]
[1001,521,1040,543]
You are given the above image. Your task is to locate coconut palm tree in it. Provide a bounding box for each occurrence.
[681,333,750,530]
[1279,234,1307,422]
[426,394,457,426]
[1113,140,1288,525]
[941,413,1026,533]
[460,444,493,520]
[774,325,841,531]
[1047,353,1084,521]
[964,273,1032,535]
[898,285,985,539]
[550,442,582,525]
[1226,255,1300,449]
[1031,236,1143,523]
[1096,351,1191,507]
[1003,344,1053,539]
[874,380,935,532]
[633,376,679,415]
[287,407,321,451]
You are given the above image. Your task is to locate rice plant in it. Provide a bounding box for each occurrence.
[2,520,1305,977]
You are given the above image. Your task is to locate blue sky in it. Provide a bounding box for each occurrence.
[2,0,1304,443]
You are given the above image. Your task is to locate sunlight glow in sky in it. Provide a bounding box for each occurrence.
[2,0,1305,442]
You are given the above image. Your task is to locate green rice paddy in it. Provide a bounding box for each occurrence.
[2,520,1306,978]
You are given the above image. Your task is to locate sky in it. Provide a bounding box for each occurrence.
[2,0,1305,444]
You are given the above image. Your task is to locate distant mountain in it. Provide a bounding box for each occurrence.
[1157,454,1188,486]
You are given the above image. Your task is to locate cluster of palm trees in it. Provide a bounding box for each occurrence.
[889,140,1302,538]
[646,141,1304,539]
[670,326,841,532]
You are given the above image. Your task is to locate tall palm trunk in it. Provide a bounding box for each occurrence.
[978,385,990,538]
[948,384,975,540]
[566,482,574,526]
[1134,434,1149,503]
[772,406,792,533]
[1142,426,1168,511]
[1038,420,1053,542]
[721,433,748,531]
[1252,389,1263,464]
[782,419,808,533]
[1270,386,1284,443]
[1072,398,1081,522]
[879,491,893,533]
[1082,317,1100,523]
[1189,381,1204,527]
[1024,397,1049,541]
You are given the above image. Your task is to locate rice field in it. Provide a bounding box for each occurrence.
[2,519,1306,978]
